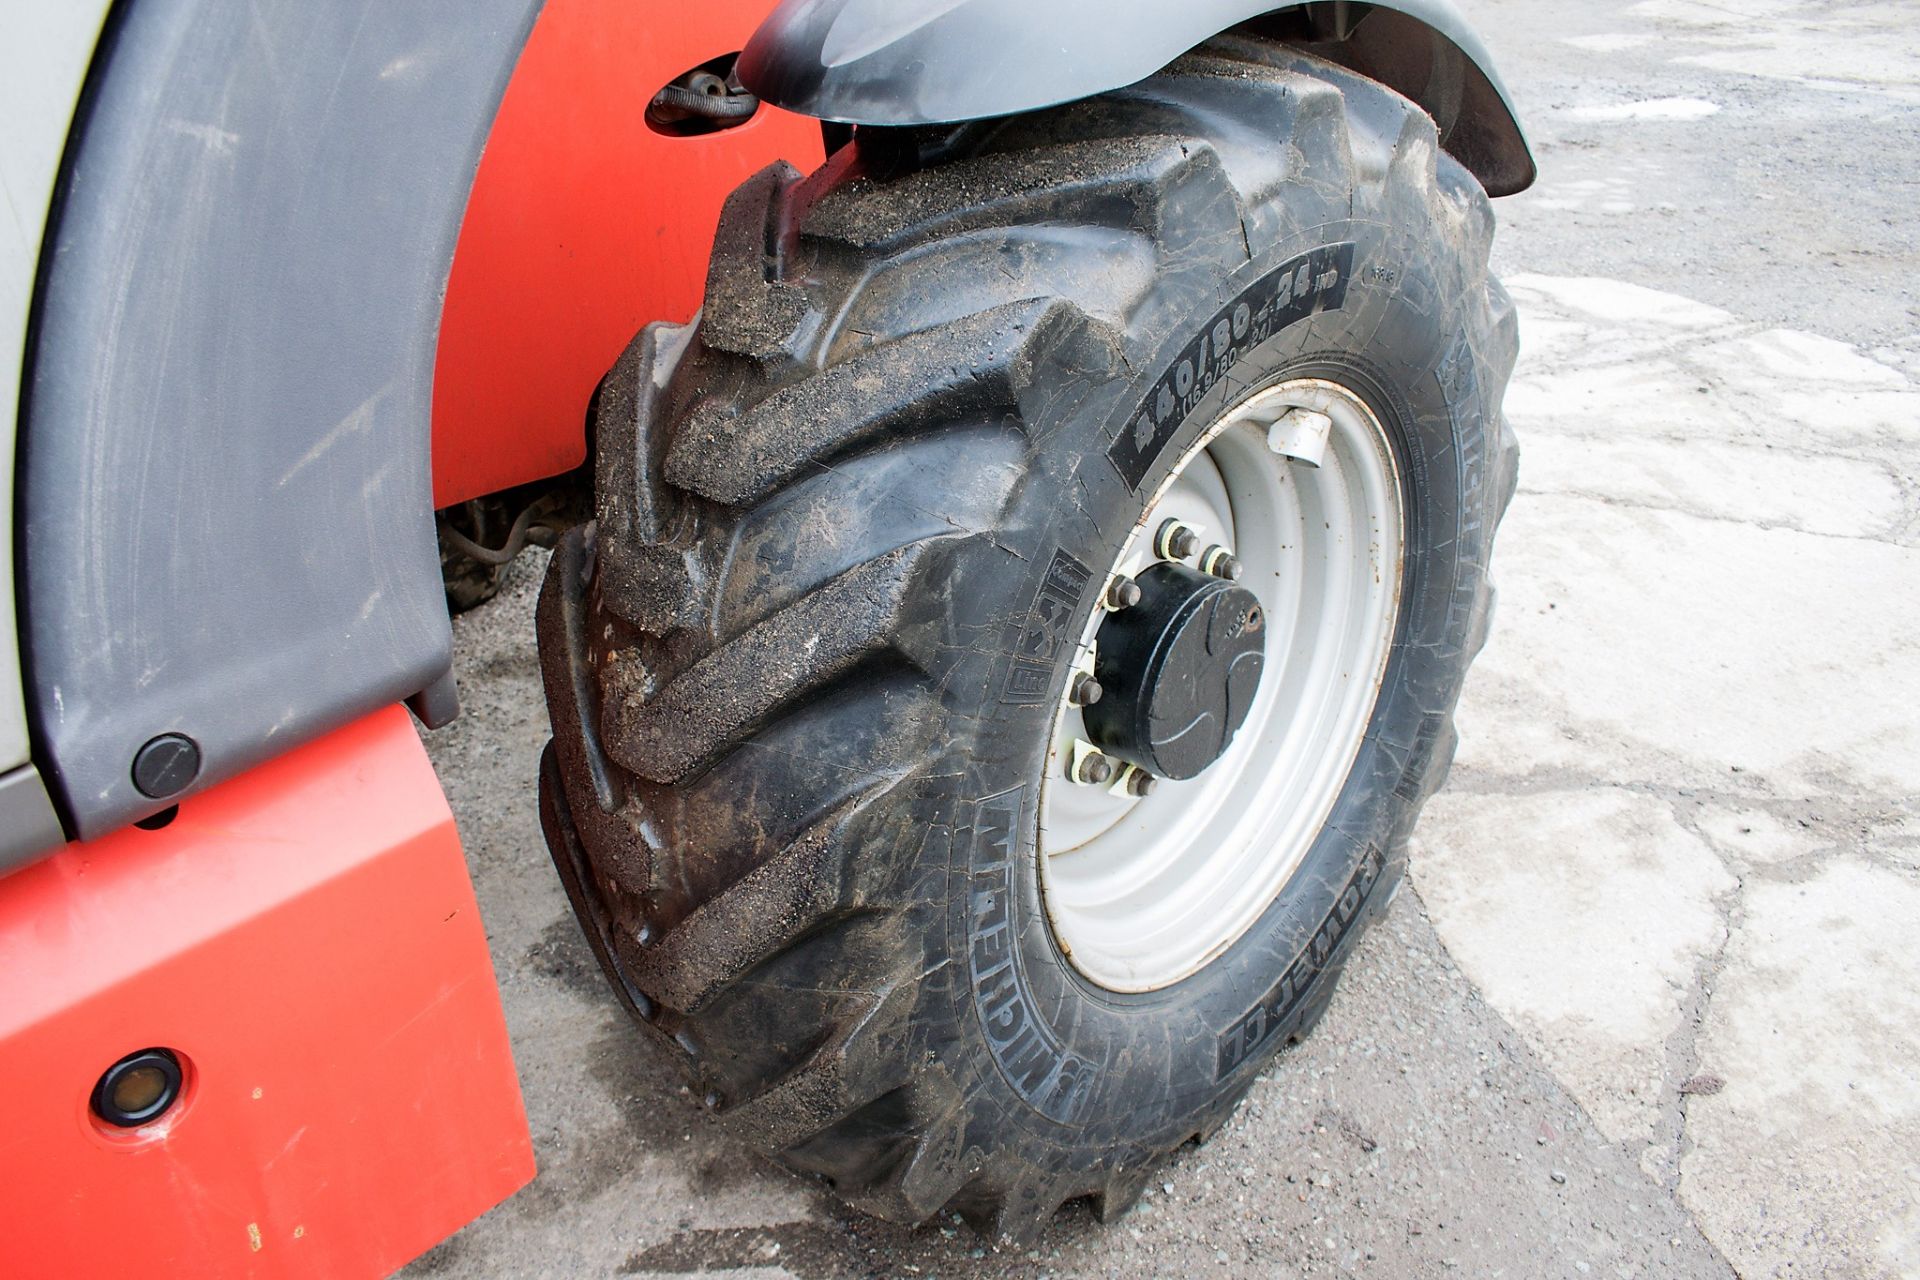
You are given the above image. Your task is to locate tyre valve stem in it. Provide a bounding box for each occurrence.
[1199,543,1242,580]
[1068,739,1114,786]
[1154,518,1201,561]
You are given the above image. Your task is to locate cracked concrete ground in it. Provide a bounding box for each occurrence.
[1413,2,1920,1274]
[410,0,1919,1275]
[1414,270,1920,1277]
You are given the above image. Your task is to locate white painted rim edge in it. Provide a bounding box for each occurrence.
[1037,377,1406,993]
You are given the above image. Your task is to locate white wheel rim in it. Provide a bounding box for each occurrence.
[1038,378,1405,992]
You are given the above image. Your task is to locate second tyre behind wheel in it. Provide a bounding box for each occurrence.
[537,36,1519,1243]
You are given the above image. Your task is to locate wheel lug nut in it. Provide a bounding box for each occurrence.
[1127,769,1157,797]
[1105,576,1142,610]
[1069,673,1104,707]
[1199,544,1241,580]
[1068,743,1114,785]
[1155,518,1200,561]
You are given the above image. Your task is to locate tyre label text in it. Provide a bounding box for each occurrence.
[1215,843,1383,1080]
[1110,242,1356,490]
[967,787,1100,1123]
[1001,549,1093,704]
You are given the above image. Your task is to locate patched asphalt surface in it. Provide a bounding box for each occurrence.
[409,1,1919,1275]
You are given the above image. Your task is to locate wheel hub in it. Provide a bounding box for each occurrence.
[1083,563,1266,780]
[1038,376,1406,992]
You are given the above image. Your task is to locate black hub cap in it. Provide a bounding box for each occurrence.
[1082,562,1267,780]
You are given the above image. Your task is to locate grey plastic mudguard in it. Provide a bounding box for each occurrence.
[739,0,1534,196]
[20,0,543,843]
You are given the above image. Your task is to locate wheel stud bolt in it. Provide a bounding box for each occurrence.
[1155,518,1200,561]
[1127,769,1157,797]
[1070,748,1114,785]
[1199,544,1242,580]
[1069,673,1104,707]
[1105,577,1142,610]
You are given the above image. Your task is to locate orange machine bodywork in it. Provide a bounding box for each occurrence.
[431,0,827,508]
[0,708,534,1279]
[3,4,824,1273]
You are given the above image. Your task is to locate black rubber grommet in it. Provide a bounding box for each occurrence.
[133,805,179,831]
[132,734,201,799]
[91,1048,184,1129]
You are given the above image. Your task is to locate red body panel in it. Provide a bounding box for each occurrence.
[431,0,825,507]
[6,6,832,1270]
[0,708,534,1278]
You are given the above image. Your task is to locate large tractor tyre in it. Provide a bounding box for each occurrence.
[537,38,1518,1241]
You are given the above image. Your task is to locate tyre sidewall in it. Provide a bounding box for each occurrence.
[918,214,1494,1163]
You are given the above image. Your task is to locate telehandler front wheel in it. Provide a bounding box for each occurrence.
[538,38,1517,1242]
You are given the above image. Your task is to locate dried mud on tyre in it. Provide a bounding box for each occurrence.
[538,37,1520,1243]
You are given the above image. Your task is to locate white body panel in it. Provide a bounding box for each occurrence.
[0,1,112,774]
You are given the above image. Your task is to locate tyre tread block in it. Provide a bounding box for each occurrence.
[700,162,811,361]
[623,794,895,1014]
[594,322,704,631]
[601,542,930,784]
[800,136,1244,256]
[665,298,1080,507]
[715,980,918,1150]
